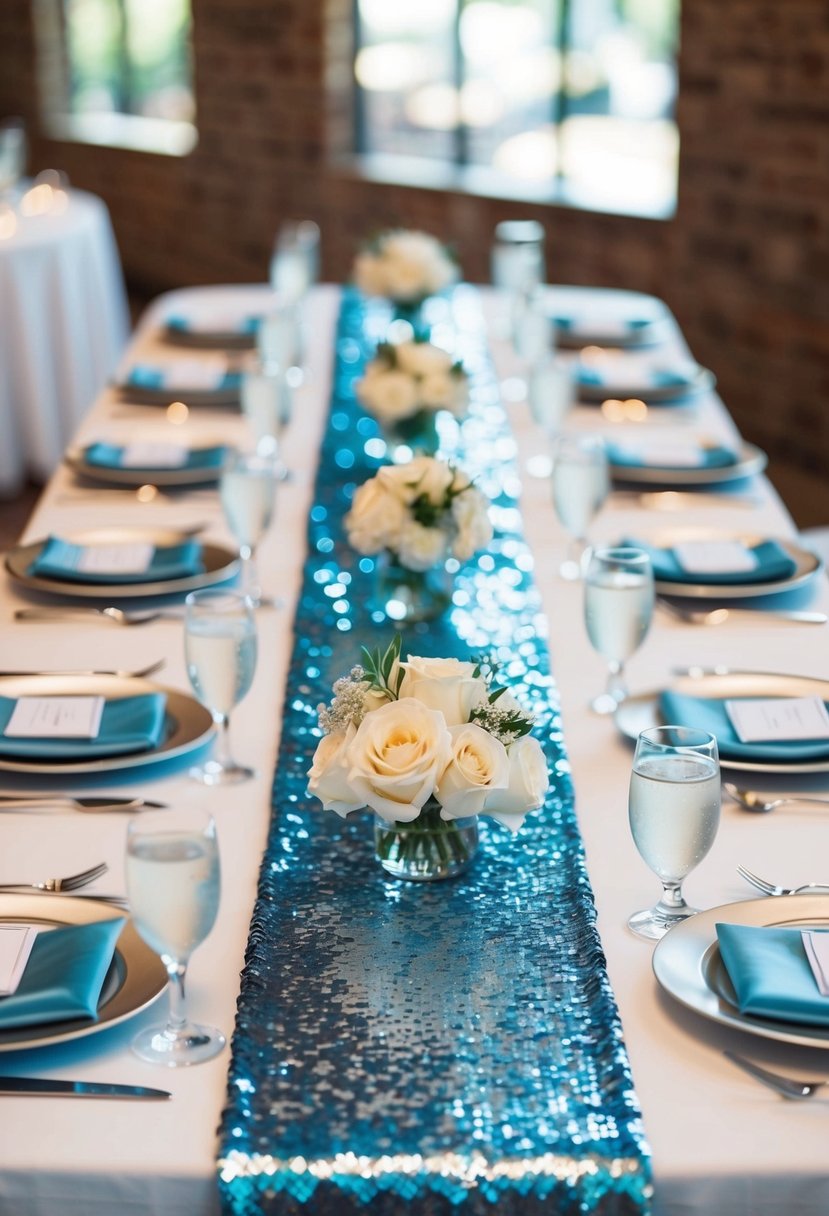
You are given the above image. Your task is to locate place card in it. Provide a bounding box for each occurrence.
[119,442,188,469]
[725,696,829,743]
[76,542,155,575]
[673,540,757,575]
[0,926,38,997]
[802,931,829,997]
[3,695,105,740]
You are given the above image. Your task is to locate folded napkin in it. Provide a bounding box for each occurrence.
[577,365,692,390]
[124,365,241,392]
[83,441,226,473]
[29,536,204,583]
[623,537,797,585]
[659,690,829,762]
[165,313,258,337]
[607,442,738,471]
[0,693,167,759]
[717,922,829,1026]
[0,918,125,1029]
[553,315,652,337]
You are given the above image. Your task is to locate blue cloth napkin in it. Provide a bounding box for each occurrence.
[623,537,797,585]
[29,536,204,583]
[717,922,829,1026]
[124,366,241,391]
[0,693,167,759]
[659,690,829,762]
[0,918,125,1029]
[607,442,738,471]
[553,315,651,335]
[166,313,258,336]
[83,441,226,473]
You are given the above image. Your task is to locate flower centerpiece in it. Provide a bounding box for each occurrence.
[345,456,492,622]
[308,636,550,881]
[356,340,469,455]
[353,229,459,315]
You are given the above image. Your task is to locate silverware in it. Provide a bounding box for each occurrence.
[724,1051,826,1100]
[0,660,164,679]
[0,1077,170,1100]
[656,597,827,626]
[736,864,829,897]
[672,665,813,679]
[0,861,107,893]
[726,784,829,814]
[615,490,762,511]
[14,607,183,626]
[0,795,167,813]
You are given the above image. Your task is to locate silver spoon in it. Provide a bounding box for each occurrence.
[724,783,829,813]
[724,1051,827,1100]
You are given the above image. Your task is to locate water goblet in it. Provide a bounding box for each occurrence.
[628,726,721,940]
[185,589,257,785]
[550,433,609,578]
[0,118,26,202]
[257,302,302,374]
[584,545,654,714]
[126,807,224,1065]
[270,219,320,305]
[240,362,292,464]
[219,448,278,604]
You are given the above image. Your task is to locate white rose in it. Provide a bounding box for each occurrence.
[385,232,457,296]
[446,373,470,418]
[483,735,549,832]
[435,722,510,819]
[450,487,493,561]
[345,478,407,554]
[394,341,454,378]
[353,251,389,298]
[398,656,487,727]
[357,369,419,423]
[346,697,452,823]
[418,371,457,409]
[307,726,364,817]
[395,520,447,572]
[397,455,455,505]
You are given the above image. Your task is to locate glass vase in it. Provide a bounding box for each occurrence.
[372,553,452,625]
[380,408,440,458]
[374,799,479,881]
[390,298,431,341]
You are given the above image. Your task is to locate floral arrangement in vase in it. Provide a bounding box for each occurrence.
[353,229,458,307]
[356,340,470,439]
[308,636,549,881]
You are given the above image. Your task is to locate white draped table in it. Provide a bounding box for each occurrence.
[0,283,828,1215]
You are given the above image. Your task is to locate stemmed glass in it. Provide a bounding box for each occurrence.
[270,219,320,305]
[125,807,224,1065]
[219,449,278,604]
[550,433,609,578]
[584,546,654,714]
[240,362,292,466]
[0,118,26,203]
[628,726,721,940]
[185,589,257,785]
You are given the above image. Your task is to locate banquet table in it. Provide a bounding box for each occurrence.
[1,281,829,1216]
[0,186,129,496]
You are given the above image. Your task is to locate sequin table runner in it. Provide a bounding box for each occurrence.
[217,289,651,1215]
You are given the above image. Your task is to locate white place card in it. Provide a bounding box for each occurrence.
[160,360,227,390]
[673,540,757,575]
[802,931,829,997]
[4,695,105,740]
[119,442,188,469]
[725,696,829,744]
[76,542,155,575]
[0,925,38,997]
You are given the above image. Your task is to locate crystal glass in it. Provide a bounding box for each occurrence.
[0,118,26,200]
[185,589,257,784]
[240,362,292,462]
[270,219,320,305]
[257,302,302,373]
[628,726,721,939]
[126,807,224,1065]
[219,449,278,604]
[550,434,609,578]
[584,546,654,714]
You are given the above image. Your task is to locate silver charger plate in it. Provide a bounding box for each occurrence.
[0,673,214,776]
[577,362,716,404]
[653,894,829,1050]
[643,530,822,599]
[0,893,167,1052]
[610,442,767,487]
[64,445,225,488]
[5,526,239,600]
[615,671,829,774]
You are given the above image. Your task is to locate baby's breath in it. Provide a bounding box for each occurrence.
[317,665,371,734]
[471,700,535,746]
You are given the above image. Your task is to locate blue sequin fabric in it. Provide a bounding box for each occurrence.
[217,289,652,1215]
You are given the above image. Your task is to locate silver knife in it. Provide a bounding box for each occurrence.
[0,796,167,813]
[0,1077,170,1099]
[673,664,819,679]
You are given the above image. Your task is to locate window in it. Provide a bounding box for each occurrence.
[354,0,679,217]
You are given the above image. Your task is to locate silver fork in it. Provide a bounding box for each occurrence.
[15,607,183,626]
[725,1050,826,1099]
[0,861,108,893]
[736,864,829,897]
[656,597,827,626]
[0,659,164,679]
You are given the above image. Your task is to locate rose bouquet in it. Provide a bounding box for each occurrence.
[356,340,469,436]
[308,636,549,880]
[353,230,458,307]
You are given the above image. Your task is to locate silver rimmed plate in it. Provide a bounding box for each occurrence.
[577,362,715,405]
[0,893,166,1052]
[65,445,226,488]
[610,442,767,487]
[0,673,214,775]
[653,894,829,1050]
[5,526,239,600]
[641,530,822,599]
[615,671,829,774]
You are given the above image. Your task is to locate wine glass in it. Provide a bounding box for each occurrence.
[628,726,721,940]
[270,219,320,305]
[240,362,292,465]
[550,433,609,578]
[584,546,654,714]
[257,302,302,374]
[185,589,257,785]
[126,807,224,1065]
[219,449,278,604]
[0,118,26,202]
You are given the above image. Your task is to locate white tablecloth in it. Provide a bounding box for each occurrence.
[0,188,129,495]
[1,283,828,1215]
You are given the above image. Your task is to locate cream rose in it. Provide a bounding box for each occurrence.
[394,341,454,378]
[451,487,493,561]
[346,697,452,823]
[395,520,447,572]
[483,735,549,832]
[398,656,487,726]
[357,369,419,423]
[436,723,510,819]
[307,726,363,818]
[345,478,407,554]
[379,455,454,506]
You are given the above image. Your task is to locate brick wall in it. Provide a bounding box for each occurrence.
[1,0,827,476]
